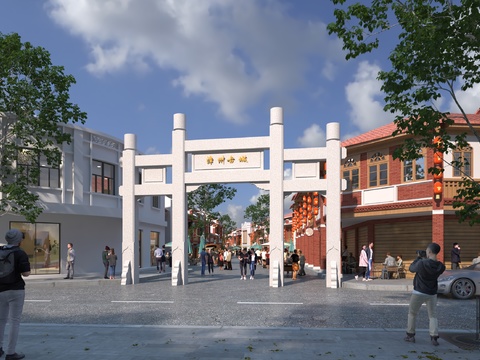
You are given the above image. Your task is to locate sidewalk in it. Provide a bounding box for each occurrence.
[16,323,479,360]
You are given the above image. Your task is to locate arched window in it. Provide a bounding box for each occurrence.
[343,157,359,190]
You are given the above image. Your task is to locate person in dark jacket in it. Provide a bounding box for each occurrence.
[0,229,31,360]
[451,242,461,270]
[404,242,445,346]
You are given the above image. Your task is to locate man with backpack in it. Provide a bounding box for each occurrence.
[0,229,31,360]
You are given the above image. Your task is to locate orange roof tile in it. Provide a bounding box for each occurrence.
[341,111,480,147]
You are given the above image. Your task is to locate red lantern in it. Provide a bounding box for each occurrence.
[313,191,318,196]
[433,171,443,180]
[433,181,442,194]
[433,151,443,165]
[313,197,319,206]
[307,213,312,220]
[313,208,319,215]
[307,196,312,204]
[307,205,312,212]
[302,195,306,201]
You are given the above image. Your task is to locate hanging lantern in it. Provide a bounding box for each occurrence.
[433,151,443,165]
[307,196,312,204]
[307,204,312,212]
[307,213,312,220]
[302,195,306,201]
[433,136,442,148]
[433,170,443,180]
[313,191,318,196]
[313,208,319,215]
[302,218,307,224]
[303,202,307,209]
[433,181,443,200]
[303,210,307,216]
[313,197,319,206]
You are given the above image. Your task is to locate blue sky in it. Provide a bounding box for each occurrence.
[2,1,477,227]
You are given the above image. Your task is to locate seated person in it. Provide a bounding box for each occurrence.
[382,252,397,278]
[472,252,480,265]
[347,252,357,273]
[396,254,403,268]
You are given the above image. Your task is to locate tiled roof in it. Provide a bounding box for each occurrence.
[341,111,480,147]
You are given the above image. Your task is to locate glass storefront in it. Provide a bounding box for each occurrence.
[10,222,60,275]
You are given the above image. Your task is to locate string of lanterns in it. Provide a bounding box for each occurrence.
[433,136,443,200]
[291,191,320,233]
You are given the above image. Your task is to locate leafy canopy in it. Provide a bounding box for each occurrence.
[244,193,270,241]
[187,184,237,236]
[0,32,86,222]
[328,0,480,224]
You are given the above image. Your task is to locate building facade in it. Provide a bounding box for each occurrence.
[1,120,167,276]
[293,111,480,275]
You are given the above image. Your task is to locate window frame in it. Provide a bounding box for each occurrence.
[17,148,60,188]
[91,160,116,195]
[402,149,426,183]
[343,157,359,191]
[368,151,389,188]
[452,148,472,177]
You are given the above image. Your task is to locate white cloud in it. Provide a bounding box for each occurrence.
[249,189,268,204]
[226,203,244,228]
[283,167,292,180]
[297,123,325,147]
[448,82,480,114]
[345,61,392,132]
[46,0,342,124]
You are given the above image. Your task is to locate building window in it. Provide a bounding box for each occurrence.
[92,160,115,195]
[152,196,160,209]
[343,158,359,190]
[403,151,425,182]
[369,152,388,187]
[453,149,472,177]
[17,149,60,188]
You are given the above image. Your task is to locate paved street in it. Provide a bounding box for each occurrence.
[14,261,479,359]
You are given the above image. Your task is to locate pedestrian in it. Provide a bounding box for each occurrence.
[290,249,300,280]
[298,250,306,276]
[107,248,117,279]
[355,245,368,281]
[207,249,214,275]
[404,243,445,346]
[249,249,256,280]
[160,245,167,272]
[64,243,75,280]
[0,229,31,360]
[153,245,163,273]
[238,248,248,280]
[223,249,229,270]
[226,249,232,270]
[199,248,207,276]
[102,246,110,279]
[451,242,461,270]
[365,242,374,281]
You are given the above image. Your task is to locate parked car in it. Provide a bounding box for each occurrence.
[437,263,480,300]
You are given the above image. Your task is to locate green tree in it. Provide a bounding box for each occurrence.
[244,193,270,242]
[328,0,480,224]
[218,213,237,245]
[0,33,86,222]
[187,184,237,238]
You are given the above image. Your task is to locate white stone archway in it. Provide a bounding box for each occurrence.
[119,107,346,288]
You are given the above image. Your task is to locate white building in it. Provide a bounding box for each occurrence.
[0,120,167,277]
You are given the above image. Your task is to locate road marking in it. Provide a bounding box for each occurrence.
[369,303,426,306]
[111,301,174,304]
[238,301,303,305]
[26,300,52,302]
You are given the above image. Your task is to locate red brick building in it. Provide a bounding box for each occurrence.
[292,111,480,273]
